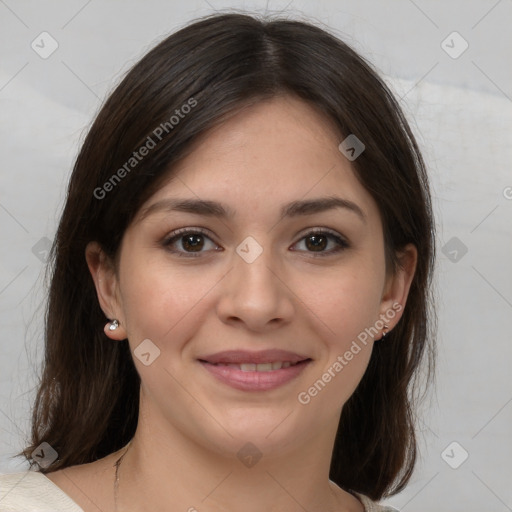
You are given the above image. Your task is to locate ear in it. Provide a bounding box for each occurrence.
[379,243,418,332]
[85,241,127,340]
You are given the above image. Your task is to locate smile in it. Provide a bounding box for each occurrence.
[198,358,312,391]
[205,361,303,371]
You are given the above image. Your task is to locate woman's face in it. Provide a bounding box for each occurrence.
[87,95,416,458]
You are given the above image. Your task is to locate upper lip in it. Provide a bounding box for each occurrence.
[198,349,311,365]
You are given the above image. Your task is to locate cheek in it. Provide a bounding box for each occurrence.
[118,255,219,348]
[297,261,384,342]
[296,269,380,413]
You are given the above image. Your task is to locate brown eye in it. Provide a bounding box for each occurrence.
[162,228,220,257]
[305,234,328,252]
[181,233,205,252]
[292,230,349,256]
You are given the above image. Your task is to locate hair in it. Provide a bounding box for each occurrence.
[17,11,436,501]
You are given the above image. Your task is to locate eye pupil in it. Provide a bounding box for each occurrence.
[306,234,327,252]
[182,234,204,251]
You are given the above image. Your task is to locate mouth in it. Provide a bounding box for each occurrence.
[198,360,308,371]
[197,349,312,391]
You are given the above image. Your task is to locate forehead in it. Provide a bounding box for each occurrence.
[178,95,343,175]
[134,95,380,226]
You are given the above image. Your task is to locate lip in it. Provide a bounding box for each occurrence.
[197,350,312,392]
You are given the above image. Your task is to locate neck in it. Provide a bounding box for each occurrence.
[111,403,362,512]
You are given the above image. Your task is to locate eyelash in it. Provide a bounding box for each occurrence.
[161,227,350,258]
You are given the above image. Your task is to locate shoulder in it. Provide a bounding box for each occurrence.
[0,471,84,512]
[351,491,401,512]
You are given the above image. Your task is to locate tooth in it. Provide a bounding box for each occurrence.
[256,363,274,372]
[220,361,298,371]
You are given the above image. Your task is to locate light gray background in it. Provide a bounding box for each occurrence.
[1,1,511,511]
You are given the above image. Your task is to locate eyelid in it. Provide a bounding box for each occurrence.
[165,226,216,241]
[294,226,348,244]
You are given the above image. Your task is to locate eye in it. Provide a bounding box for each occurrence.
[162,227,349,258]
[291,229,349,256]
[162,228,221,257]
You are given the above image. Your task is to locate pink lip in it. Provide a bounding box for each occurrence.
[197,350,312,392]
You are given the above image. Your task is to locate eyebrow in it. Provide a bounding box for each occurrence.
[137,196,366,224]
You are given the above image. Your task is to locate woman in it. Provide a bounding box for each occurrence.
[1,12,436,512]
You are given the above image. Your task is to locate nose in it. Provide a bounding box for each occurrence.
[216,241,295,332]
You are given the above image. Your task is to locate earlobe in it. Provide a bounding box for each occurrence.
[85,241,127,340]
[103,318,125,340]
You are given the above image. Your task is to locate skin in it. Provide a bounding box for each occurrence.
[46,95,417,512]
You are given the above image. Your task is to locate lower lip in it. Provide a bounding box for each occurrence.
[198,360,311,391]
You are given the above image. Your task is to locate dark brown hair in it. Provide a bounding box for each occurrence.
[17,12,436,501]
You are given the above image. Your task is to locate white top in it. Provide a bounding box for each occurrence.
[0,471,83,511]
[0,471,399,511]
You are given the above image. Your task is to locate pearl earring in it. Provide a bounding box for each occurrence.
[381,324,389,339]
[109,319,120,331]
